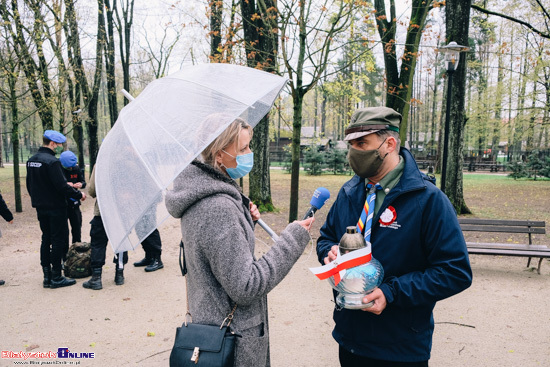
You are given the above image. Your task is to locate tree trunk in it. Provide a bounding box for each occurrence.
[7,74,22,212]
[444,0,471,214]
[491,30,504,159]
[374,0,431,144]
[240,0,278,211]
[210,0,223,61]
[87,0,107,170]
[65,0,103,171]
[1,1,54,130]
[321,89,327,135]
[430,65,440,159]
[114,0,134,106]
[289,92,304,222]
[104,0,118,127]
[0,103,3,168]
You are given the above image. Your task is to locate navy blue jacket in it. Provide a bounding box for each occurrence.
[26,147,83,210]
[317,148,472,362]
[62,164,86,206]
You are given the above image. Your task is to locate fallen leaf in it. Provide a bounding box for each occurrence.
[123,298,131,301]
[147,331,155,337]
[26,344,39,351]
[90,342,96,347]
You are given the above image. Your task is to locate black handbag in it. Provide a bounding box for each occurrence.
[169,241,238,366]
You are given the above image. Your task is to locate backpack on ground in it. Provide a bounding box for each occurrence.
[64,242,92,278]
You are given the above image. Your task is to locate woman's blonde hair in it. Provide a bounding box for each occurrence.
[201,116,253,171]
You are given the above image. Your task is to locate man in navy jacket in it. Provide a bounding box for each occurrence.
[317,107,472,366]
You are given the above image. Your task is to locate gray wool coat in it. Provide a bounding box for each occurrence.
[165,161,311,366]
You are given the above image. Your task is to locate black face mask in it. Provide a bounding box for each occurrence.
[347,138,388,179]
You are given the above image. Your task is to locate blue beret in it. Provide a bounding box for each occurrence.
[60,151,78,168]
[44,130,66,143]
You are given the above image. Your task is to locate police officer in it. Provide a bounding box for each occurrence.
[26,130,86,289]
[60,151,86,244]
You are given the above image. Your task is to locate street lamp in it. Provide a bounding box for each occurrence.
[437,41,469,194]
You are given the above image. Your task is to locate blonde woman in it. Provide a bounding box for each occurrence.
[166,117,313,366]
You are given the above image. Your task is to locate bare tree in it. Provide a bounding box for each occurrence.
[104,0,119,126]
[373,0,435,143]
[139,19,183,78]
[279,0,368,221]
[0,29,23,212]
[0,0,55,130]
[64,0,105,170]
[472,1,550,40]
[239,0,279,212]
[114,0,134,106]
[445,0,472,214]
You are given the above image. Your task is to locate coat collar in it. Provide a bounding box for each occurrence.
[191,160,242,192]
[38,146,55,156]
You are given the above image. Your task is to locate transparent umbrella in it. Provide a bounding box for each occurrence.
[95,64,287,253]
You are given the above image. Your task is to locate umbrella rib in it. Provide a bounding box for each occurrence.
[164,77,257,109]
[119,117,166,190]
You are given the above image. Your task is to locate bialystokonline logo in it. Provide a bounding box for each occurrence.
[2,348,95,362]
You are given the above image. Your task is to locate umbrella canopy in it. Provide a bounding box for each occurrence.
[95,64,287,253]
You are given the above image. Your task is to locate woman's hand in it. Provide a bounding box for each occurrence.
[249,202,260,221]
[295,216,314,231]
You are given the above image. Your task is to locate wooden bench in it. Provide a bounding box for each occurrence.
[464,162,505,172]
[458,219,548,274]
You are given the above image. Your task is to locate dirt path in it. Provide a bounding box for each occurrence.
[0,183,549,366]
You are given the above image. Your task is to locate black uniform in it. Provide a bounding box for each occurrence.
[62,165,86,243]
[26,147,83,272]
[0,192,13,223]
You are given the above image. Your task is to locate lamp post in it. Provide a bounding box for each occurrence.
[437,41,469,194]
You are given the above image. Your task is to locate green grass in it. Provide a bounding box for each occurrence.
[1,165,548,243]
[268,170,550,222]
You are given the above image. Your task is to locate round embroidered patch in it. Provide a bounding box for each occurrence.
[379,206,397,226]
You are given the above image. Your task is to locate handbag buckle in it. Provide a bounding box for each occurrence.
[190,347,200,364]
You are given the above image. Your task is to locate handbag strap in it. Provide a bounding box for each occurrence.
[180,239,237,328]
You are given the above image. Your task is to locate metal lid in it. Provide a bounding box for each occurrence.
[339,226,366,254]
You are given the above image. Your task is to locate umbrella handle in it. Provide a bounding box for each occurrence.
[257,219,279,242]
[121,89,135,101]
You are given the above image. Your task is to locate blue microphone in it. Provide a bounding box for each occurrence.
[302,187,330,220]
[257,187,330,242]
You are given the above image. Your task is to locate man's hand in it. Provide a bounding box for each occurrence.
[323,245,339,265]
[73,182,82,189]
[81,192,86,201]
[67,182,74,187]
[8,220,13,224]
[249,202,260,221]
[361,288,387,315]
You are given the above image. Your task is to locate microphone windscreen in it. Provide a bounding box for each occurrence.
[310,187,330,210]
